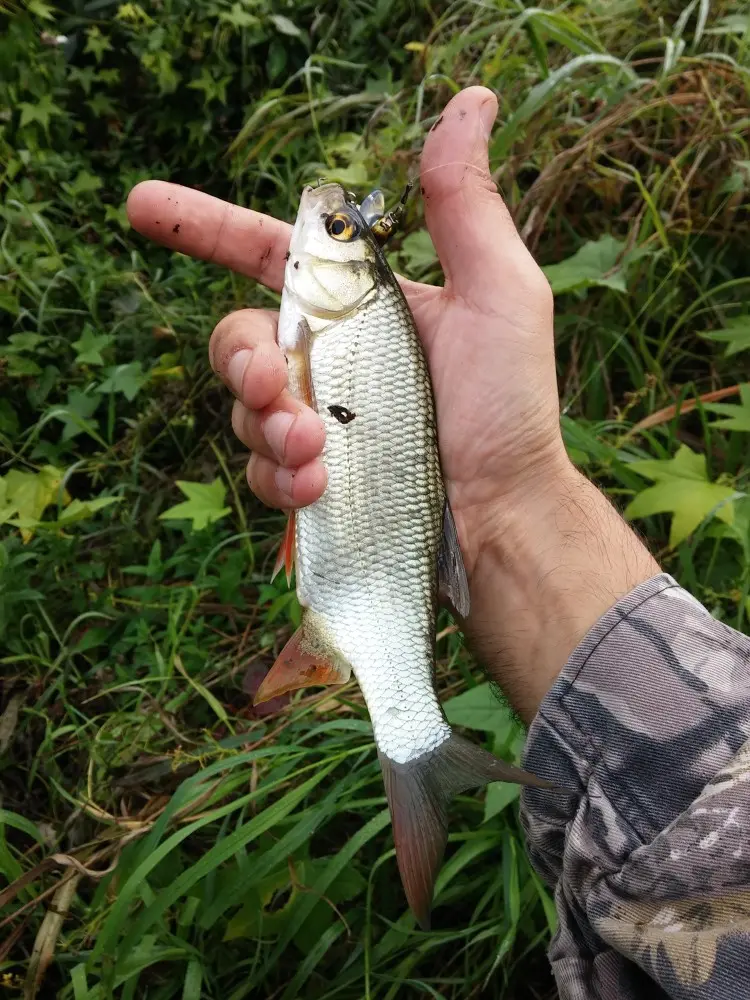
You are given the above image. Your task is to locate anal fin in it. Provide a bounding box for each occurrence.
[271,510,296,586]
[437,500,470,619]
[253,614,351,706]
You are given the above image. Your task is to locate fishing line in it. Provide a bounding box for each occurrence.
[407,159,489,188]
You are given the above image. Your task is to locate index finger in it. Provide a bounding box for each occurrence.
[126,180,291,292]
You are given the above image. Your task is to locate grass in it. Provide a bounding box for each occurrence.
[1,0,750,996]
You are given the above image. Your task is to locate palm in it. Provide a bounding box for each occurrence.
[403,279,558,540]
[127,87,564,568]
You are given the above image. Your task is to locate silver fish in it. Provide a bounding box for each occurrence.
[254,182,551,927]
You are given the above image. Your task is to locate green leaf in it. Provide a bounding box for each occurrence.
[0,291,19,317]
[624,445,737,546]
[159,480,231,531]
[188,69,232,105]
[704,384,750,431]
[72,325,114,366]
[27,0,55,19]
[220,3,259,28]
[543,235,630,294]
[2,333,43,354]
[1,466,69,539]
[2,466,65,522]
[182,960,203,1000]
[0,333,44,378]
[84,26,113,63]
[52,389,101,441]
[701,316,750,356]
[719,160,750,195]
[270,14,301,37]
[484,781,520,821]
[54,496,122,525]
[63,171,104,199]
[18,94,64,133]
[4,355,42,377]
[444,683,515,745]
[397,229,437,275]
[0,401,20,441]
[96,362,147,400]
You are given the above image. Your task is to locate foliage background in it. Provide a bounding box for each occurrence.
[2,0,750,996]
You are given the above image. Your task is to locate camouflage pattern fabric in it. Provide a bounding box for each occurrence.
[520,573,750,999]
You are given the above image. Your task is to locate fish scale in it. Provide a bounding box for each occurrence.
[297,287,450,764]
[253,182,553,928]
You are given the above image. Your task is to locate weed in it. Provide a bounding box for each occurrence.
[1,1,749,997]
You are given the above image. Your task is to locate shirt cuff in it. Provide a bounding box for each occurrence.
[520,571,750,881]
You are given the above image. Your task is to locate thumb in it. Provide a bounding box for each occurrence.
[420,87,539,307]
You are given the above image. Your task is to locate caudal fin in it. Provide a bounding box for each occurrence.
[379,734,553,929]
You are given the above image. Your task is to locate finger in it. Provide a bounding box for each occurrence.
[231,396,325,467]
[127,181,291,291]
[247,454,327,510]
[209,309,287,410]
[420,87,547,309]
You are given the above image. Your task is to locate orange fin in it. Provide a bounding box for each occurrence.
[253,619,351,706]
[271,510,296,586]
[286,318,317,410]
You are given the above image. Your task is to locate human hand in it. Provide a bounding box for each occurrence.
[127,86,659,721]
[127,87,563,575]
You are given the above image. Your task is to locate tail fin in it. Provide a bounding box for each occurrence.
[379,734,553,929]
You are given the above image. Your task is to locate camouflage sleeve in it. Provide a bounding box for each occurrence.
[519,572,750,1000]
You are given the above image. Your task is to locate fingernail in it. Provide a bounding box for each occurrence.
[226,349,252,397]
[275,466,294,501]
[264,411,295,462]
[479,99,497,141]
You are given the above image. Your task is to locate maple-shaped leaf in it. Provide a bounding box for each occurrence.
[84,26,113,63]
[159,480,230,531]
[704,384,750,431]
[96,362,146,401]
[19,95,64,134]
[188,69,232,105]
[63,171,104,199]
[701,316,750,357]
[625,445,738,547]
[72,325,114,366]
[50,389,102,442]
[1,466,70,541]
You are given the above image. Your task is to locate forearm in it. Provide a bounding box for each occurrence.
[466,463,660,723]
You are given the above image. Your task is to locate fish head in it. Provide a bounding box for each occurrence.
[284,183,381,319]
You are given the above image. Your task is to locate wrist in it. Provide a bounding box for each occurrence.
[464,462,660,723]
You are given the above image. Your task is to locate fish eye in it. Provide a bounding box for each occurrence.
[325,212,359,242]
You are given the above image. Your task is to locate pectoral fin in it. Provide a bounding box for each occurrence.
[253,614,351,705]
[286,318,317,410]
[437,500,470,619]
[271,510,296,586]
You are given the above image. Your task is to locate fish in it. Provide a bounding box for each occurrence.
[253,181,552,928]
